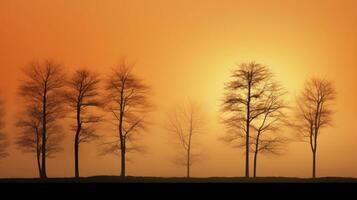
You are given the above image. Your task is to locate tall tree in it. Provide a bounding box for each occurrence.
[104,61,152,177]
[296,78,336,178]
[250,82,288,177]
[221,61,272,177]
[18,60,66,178]
[65,69,102,178]
[166,101,205,178]
[0,97,9,159]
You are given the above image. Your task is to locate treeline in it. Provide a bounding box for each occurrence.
[0,60,336,179]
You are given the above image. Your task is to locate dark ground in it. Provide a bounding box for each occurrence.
[0,176,356,197]
[1,175,357,183]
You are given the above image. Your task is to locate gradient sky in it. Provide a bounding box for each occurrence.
[0,0,357,178]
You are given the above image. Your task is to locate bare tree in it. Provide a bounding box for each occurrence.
[104,60,152,177]
[295,78,336,178]
[221,61,272,177]
[0,97,9,159]
[16,105,42,176]
[18,60,66,178]
[16,104,64,177]
[65,69,102,178]
[166,101,205,178]
[250,82,288,177]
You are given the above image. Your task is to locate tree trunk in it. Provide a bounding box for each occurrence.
[36,145,41,178]
[245,83,251,178]
[186,157,190,178]
[36,152,41,178]
[120,135,126,177]
[187,146,190,178]
[74,104,81,178]
[312,150,316,178]
[253,151,258,178]
[41,92,47,179]
[74,132,80,178]
[187,116,193,178]
[253,134,260,178]
[35,128,41,178]
[312,132,317,179]
[312,102,320,179]
[118,85,125,178]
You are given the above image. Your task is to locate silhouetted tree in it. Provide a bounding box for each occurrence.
[166,101,205,178]
[18,60,66,178]
[0,97,9,159]
[250,82,288,177]
[104,61,152,177]
[295,78,336,178]
[65,69,102,178]
[221,61,272,177]
[16,105,42,176]
[16,104,64,177]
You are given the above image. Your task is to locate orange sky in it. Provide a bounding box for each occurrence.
[0,0,357,178]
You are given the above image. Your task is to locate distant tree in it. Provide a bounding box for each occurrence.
[65,69,102,178]
[250,82,288,177]
[295,78,336,178]
[221,61,272,177]
[104,60,152,177]
[17,60,66,178]
[0,97,9,159]
[166,101,205,178]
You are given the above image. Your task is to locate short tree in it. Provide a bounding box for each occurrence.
[166,101,205,178]
[295,78,336,178]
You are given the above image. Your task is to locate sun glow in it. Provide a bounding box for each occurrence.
[0,0,357,179]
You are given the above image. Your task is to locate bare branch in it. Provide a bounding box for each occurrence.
[102,59,152,177]
[166,100,206,177]
[293,77,336,178]
[16,60,67,178]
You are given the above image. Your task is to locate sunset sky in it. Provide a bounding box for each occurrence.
[0,0,357,178]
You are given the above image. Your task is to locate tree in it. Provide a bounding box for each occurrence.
[65,69,102,178]
[166,101,205,178]
[250,82,288,177]
[221,61,272,177]
[295,78,336,178]
[16,105,42,176]
[0,97,9,159]
[104,61,152,177]
[18,60,66,178]
[16,104,64,177]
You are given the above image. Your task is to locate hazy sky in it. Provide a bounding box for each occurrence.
[0,0,357,178]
